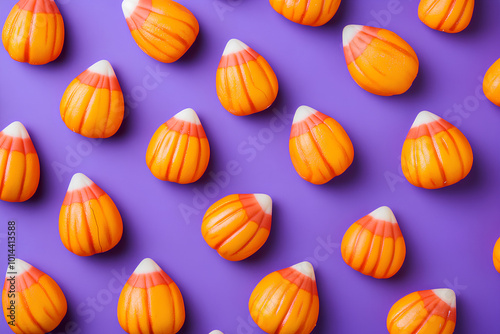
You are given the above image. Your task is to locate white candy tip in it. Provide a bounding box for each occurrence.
[68,173,94,192]
[122,0,140,18]
[291,261,315,280]
[134,258,161,274]
[254,194,272,215]
[88,60,115,77]
[209,331,224,334]
[223,39,249,55]
[174,108,201,125]
[2,121,30,139]
[293,105,317,124]
[6,259,32,277]
[343,24,364,46]
[411,111,441,128]
[433,289,456,308]
[369,206,397,224]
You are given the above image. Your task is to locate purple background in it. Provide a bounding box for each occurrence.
[1,0,500,333]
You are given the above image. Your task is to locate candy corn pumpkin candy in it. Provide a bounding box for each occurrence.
[0,121,40,202]
[343,25,419,96]
[249,262,319,334]
[59,173,123,256]
[387,289,456,334]
[401,111,473,189]
[2,259,67,334]
[117,258,185,334]
[418,0,474,33]
[216,39,279,116]
[269,0,342,27]
[122,0,199,63]
[483,58,500,107]
[202,194,272,261]
[146,108,210,184]
[493,237,500,274]
[60,60,124,138]
[2,0,64,65]
[341,206,406,279]
[289,105,354,185]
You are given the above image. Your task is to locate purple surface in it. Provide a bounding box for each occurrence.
[1,0,500,333]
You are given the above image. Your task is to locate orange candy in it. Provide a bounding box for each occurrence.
[249,262,319,334]
[493,237,500,273]
[122,0,199,63]
[216,39,279,116]
[202,194,272,261]
[60,60,125,138]
[2,259,67,333]
[2,0,64,65]
[59,173,123,256]
[146,108,210,184]
[341,206,406,279]
[387,289,456,334]
[483,58,500,107]
[269,0,342,26]
[418,0,474,33]
[343,25,419,96]
[401,111,473,189]
[0,122,40,202]
[117,258,185,334]
[289,105,354,185]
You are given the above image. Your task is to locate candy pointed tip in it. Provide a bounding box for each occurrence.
[343,24,364,46]
[122,0,140,18]
[291,261,315,280]
[6,258,32,277]
[369,206,397,224]
[293,105,317,124]
[2,121,29,139]
[411,111,441,128]
[68,173,94,192]
[223,38,249,55]
[88,60,115,77]
[174,108,201,125]
[134,258,161,274]
[254,194,272,215]
[433,289,456,308]
[209,331,224,334]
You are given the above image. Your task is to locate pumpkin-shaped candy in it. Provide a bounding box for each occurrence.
[483,58,500,107]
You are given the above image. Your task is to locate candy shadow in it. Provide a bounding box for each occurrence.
[312,269,338,333]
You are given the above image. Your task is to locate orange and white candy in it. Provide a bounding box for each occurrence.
[0,122,40,202]
[59,173,123,256]
[202,194,272,261]
[269,0,342,26]
[401,111,473,189]
[122,0,199,63]
[249,262,319,334]
[60,60,125,138]
[418,0,474,33]
[289,106,354,185]
[216,39,279,116]
[2,0,64,65]
[341,206,406,279]
[343,25,419,96]
[493,237,500,273]
[117,258,185,334]
[146,108,210,184]
[387,289,456,334]
[2,259,67,333]
[483,58,500,107]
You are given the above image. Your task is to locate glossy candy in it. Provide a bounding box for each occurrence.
[122,0,199,63]
[249,262,319,334]
[60,60,125,138]
[418,0,474,33]
[216,39,279,116]
[202,194,272,261]
[269,0,342,26]
[0,122,40,202]
[146,108,210,184]
[493,237,500,273]
[401,111,473,189]
[2,0,64,65]
[2,259,67,334]
[343,25,419,96]
[387,289,456,334]
[289,105,354,185]
[59,173,123,256]
[341,206,406,279]
[117,258,185,334]
[483,58,500,107]
[209,331,223,334]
